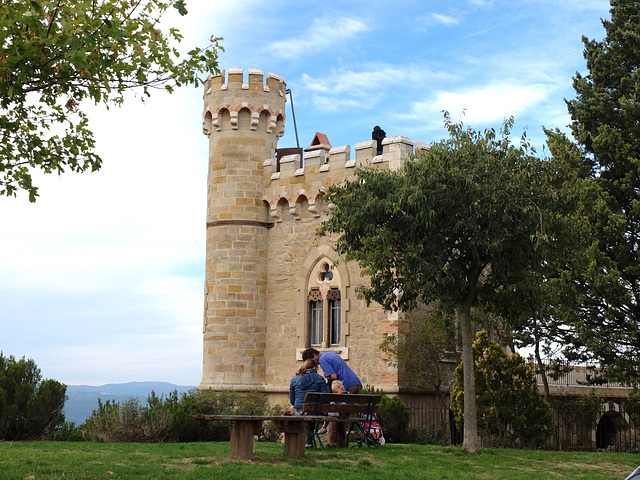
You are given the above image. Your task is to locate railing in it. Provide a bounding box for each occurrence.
[403,396,640,451]
[532,359,628,389]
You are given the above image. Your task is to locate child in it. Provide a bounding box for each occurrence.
[332,380,345,395]
[318,380,347,434]
[327,380,349,447]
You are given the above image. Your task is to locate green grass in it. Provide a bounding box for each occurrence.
[0,442,638,480]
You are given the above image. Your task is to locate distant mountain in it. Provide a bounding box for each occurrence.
[64,381,195,425]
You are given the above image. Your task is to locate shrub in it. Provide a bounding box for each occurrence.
[80,389,282,443]
[0,353,66,440]
[407,426,447,445]
[44,421,84,441]
[451,331,554,448]
[378,395,410,443]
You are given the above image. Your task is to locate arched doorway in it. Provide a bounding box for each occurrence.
[596,413,616,449]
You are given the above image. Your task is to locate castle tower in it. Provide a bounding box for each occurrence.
[199,68,286,390]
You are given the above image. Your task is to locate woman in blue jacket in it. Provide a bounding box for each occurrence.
[289,359,328,447]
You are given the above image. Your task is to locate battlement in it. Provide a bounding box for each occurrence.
[263,135,430,222]
[204,68,286,95]
[203,68,287,138]
[201,67,432,223]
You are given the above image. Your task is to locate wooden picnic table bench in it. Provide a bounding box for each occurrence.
[302,393,382,449]
[192,392,381,460]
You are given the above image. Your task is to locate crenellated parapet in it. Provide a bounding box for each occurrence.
[263,136,430,222]
[202,68,286,138]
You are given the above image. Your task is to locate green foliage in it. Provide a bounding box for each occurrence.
[0,352,67,440]
[626,389,640,423]
[44,420,84,441]
[79,389,281,443]
[360,384,387,396]
[380,305,459,393]
[504,129,597,370]
[552,392,602,421]
[320,113,554,315]
[1,442,639,479]
[451,331,554,448]
[320,113,571,452]
[0,0,222,201]
[407,426,448,445]
[562,0,640,385]
[378,395,410,444]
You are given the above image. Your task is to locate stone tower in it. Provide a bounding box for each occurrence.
[199,68,286,390]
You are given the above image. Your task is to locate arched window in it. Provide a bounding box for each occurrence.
[297,247,351,358]
[327,289,341,346]
[308,290,323,347]
[306,259,342,347]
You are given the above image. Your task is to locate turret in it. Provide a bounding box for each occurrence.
[199,68,286,390]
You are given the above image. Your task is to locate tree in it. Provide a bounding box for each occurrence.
[0,0,222,201]
[502,128,601,399]
[451,331,554,448]
[564,0,640,385]
[379,304,458,395]
[0,353,67,440]
[319,114,559,453]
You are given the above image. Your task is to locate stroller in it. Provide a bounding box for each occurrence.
[353,412,385,447]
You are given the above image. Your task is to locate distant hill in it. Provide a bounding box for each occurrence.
[64,382,195,425]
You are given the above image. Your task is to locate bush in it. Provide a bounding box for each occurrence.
[451,331,554,448]
[407,426,447,445]
[44,421,84,441]
[79,389,282,443]
[0,353,66,440]
[378,395,410,444]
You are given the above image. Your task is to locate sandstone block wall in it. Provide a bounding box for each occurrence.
[199,68,429,397]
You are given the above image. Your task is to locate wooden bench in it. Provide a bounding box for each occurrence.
[192,393,381,460]
[301,393,381,449]
[191,413,325,459]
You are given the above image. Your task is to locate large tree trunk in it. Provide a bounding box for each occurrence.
[533,319,550,401]
[458,306,479,453]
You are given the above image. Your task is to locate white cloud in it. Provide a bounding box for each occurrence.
[269,18,368,60]
[394,81,553,135]
[436,83,551,123]
[299,64,455,113]
[429,13,460,26]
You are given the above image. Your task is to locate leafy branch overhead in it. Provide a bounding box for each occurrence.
[0,0,222,201]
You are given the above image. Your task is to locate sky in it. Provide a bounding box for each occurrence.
[1,0,613,386]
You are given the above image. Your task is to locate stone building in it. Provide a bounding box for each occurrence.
[198,67,429,400]
[197,67,638,450]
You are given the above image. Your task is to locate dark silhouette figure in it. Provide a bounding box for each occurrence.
[372,126,386,155]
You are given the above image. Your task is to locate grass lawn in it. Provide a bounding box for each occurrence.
[0,441,638,480]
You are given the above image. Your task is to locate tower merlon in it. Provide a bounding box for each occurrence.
[204,68,286,97]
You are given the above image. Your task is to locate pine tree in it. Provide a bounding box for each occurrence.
[564,0,640,385]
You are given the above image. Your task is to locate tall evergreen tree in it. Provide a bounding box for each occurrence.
[565,0,640,385]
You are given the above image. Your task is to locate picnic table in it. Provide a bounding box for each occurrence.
[192,393,382,459]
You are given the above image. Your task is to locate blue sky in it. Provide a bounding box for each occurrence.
[1,0,611,386]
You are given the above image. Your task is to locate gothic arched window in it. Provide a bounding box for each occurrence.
[306,260,342,347]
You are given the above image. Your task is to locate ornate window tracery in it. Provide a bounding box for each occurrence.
[307,260,342,347]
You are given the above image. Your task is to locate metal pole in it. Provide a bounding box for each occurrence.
[286,89,300,149]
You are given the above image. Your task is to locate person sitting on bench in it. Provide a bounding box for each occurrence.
[289,359,328,448]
